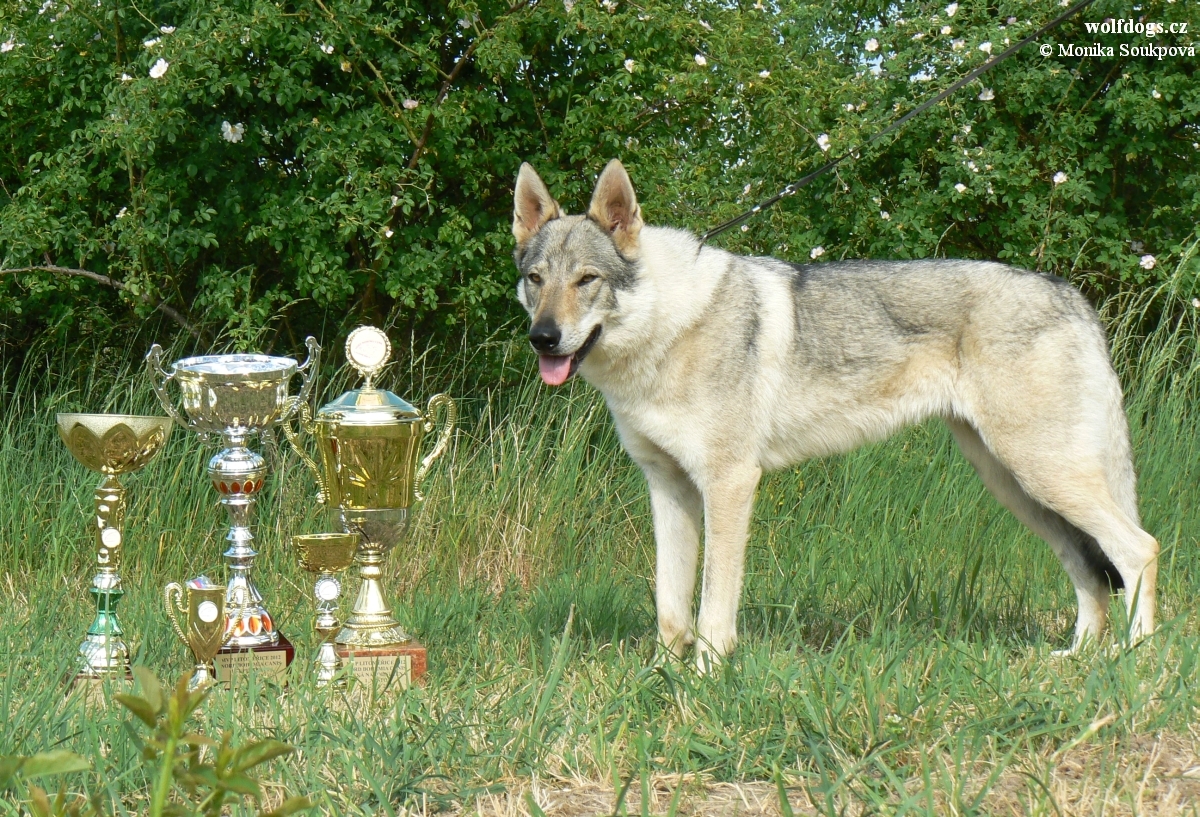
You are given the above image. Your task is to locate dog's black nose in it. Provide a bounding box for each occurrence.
[529,322,561,353]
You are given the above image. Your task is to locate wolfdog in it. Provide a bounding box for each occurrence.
[512,159,1158,667]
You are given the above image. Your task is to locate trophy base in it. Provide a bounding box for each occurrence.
[214,634,295,685]
[65,668,134,705]
[336,642,426,691]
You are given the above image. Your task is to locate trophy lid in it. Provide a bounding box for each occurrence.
[315,327,421,426]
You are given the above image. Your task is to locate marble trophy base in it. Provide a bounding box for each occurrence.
[65,669,134,705]
[214,634,295,685]
[336,641,426,691]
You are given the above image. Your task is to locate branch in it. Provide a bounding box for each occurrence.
[0,265,201,339]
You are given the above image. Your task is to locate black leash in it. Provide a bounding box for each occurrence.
[698,0,1099,245]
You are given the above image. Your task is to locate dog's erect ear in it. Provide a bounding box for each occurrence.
[588,159,643,255]
[513,163,563,247]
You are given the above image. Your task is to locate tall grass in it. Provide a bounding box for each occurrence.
[1,263,1199,815]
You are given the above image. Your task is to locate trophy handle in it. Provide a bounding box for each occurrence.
[279,336,321,425]
[414,393,456,502]
[145,345,191,431]
[281,400,328,503]
[164,582,188,646]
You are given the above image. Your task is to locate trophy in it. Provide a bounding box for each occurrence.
[164,577,239,690]
[146,339,319,680]
[293,533,359,687]
[284,326,454,686]
[57,413,172,683]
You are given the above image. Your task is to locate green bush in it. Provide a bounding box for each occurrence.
[1,0,1196,352]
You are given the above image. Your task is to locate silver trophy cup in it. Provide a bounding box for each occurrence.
[146,340,320,648]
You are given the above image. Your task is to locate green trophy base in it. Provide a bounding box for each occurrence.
[214,634,295,685]
[337,641,426,691]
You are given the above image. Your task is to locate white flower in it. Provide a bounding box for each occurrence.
[143,37,160,48]
[160,26,175,34]
[1191,298,1199,309]
[458,18,471,28]
[402,98,419,109]
[865,38,879,52]
[952,38,965,50]
[945,2,958,16]
[221,121,244,143]
[759,69,770,78]
[962,124,971,133]
[941,25,952,35]
[1052,171,1067,185]
[149,58,169,78]
[742,183,753,195]
[384,228,394,238]
[810,246,825,259]
[880,210,890,220]
[120,72,132,81]
[817,133,830,151]
[624,58,635,72]
[1060,0,1069,6]
[1007,17,1017,24]
[321,43,334,54]
[340,59,351,72]
[391,195,399,206]
[741,224,749,232]
[754,0,764,8]
[563,0,575,10]
[912,32,925,40]
[978,41,992,54]
[39,0,53,14]
[1,39,14,53]
[1139,254,1156,270]
[694,54,707,66]
[987,183,994,194]
[601,0,616,10]
[845,103,856,111]
[699,20,712,30]
[116,206,127,219]
[955,182,967,193]
[978,87,995,101]
[1152,89,1161,99]
[968,161,978,172]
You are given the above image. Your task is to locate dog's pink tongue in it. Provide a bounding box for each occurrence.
[539,355,572,386]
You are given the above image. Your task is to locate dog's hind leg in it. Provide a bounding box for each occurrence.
[623,431,704,659]
[695,462,762,670]
[946,419,1115,650]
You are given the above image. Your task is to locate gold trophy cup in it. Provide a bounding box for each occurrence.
[284,326,454,686]
[165,577,238,690]
[293,533,359,687]
[57,413,173,681]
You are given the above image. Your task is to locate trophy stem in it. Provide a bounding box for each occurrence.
[79,475,130,676]
[314,575,344,688]
[210,435,278,648]
[336,541,410,647]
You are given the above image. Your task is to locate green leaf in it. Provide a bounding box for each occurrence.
[133,666,163,714]
[259,795,314,817]
[233,740,294,772]
[17,751,91,780]
[217,773,262,798]
[114,694,159,728]
[29,785,52,817]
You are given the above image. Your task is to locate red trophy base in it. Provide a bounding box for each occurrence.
[337,641,427,691]
[214,634,295,685]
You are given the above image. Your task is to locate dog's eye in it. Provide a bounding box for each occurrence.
[578,273,598,286]
[528,273,542,285]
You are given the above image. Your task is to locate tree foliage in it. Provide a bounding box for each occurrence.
[0,0,1196,351]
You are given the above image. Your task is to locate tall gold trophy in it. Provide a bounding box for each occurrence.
[285,326,455,687]
[57,413,172,686]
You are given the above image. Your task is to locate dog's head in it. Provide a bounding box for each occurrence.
[512,159,642,386]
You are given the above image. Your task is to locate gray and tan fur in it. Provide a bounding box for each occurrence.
[513,159,1158,668]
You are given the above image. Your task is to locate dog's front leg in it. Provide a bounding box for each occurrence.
[695,463,762,670]
[640,457,703,658]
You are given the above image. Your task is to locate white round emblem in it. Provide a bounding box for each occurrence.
[345,326,391,378]
[197,600,220,623]
[101,528,122,547]
[315,577,340,602]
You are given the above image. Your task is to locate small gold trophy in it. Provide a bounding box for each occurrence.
[57,413,172,685]
[164,577,238,690]
[284,326,455,687]
[293,533,359,687]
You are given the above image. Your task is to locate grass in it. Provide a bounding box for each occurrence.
[2,272,1200,815]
